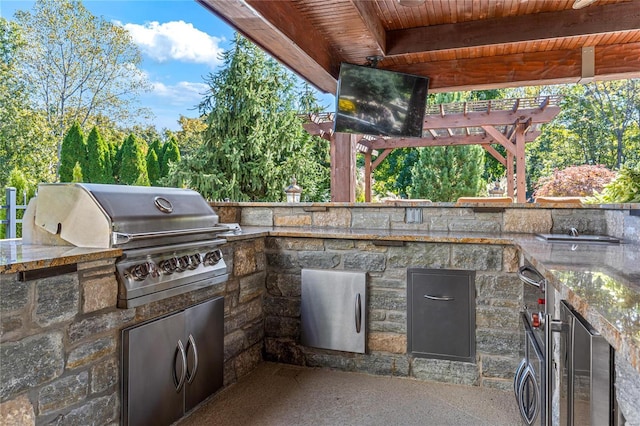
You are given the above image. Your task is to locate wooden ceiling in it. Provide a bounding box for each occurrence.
[198,0,640,94]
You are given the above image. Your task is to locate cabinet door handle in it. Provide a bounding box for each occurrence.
[185,334,199,384]
[173,339,187,392]
[423,294,454,301]
[355,293,362,333]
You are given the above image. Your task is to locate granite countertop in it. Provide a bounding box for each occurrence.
[0,239,121,274]
[2,227,639,374]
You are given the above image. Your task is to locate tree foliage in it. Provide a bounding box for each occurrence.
[59,122,86,182]
[0,18,56,187]
[165,34,330,201]
[161,138,181,178]
[588,162,640,203]
[14,0,150,178]
[409,145,485,202]
[533,165,616,197]
[119,134,149,186]
[146,149,161,186]
[86,126,113,183]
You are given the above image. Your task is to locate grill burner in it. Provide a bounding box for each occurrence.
[24,183,232,308]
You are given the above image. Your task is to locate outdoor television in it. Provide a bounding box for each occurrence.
[334,62,429,138]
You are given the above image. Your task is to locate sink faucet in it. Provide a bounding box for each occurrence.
[569,227,579,237]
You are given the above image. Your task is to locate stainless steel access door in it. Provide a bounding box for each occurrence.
[301,269,366,354]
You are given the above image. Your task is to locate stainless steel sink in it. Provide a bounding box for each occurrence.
[535,233,620,244]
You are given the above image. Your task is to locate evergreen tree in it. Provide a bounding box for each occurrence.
[111,140,122,183]
[146,148,161,186]
[409,145,485,202]
[59,122,87,182]
[86,126,113,183]
[165,34,330,201]
[161,137,180,177]
[119,134,149,186]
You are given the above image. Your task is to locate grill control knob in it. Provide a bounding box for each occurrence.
[188,253,201,270]
[159,257,178,274]
[129,261,157,281]
[176,255,191,272]
[203,249,222,266]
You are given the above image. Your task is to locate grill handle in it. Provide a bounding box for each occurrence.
[113,226,229,245]
[173,339,187,392]
[185,334,199,384]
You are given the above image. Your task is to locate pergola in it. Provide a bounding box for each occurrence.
[303,96,562,202]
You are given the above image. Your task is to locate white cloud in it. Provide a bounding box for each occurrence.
[121,20,224,67]
[150,81,209,106]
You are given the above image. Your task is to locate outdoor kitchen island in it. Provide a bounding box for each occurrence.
[1,202,639,425]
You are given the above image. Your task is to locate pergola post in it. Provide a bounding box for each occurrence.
[515,122,527,202]
[506,152,515,199]
[364,151,372,202]
[331,133,357,202]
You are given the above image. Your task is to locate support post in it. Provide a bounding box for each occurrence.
[515,123,527,203]
[506,153,515,199]
[331,133,357,202]
[364,151,372,202]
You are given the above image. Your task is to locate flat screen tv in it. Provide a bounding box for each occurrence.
[334,63,429,138]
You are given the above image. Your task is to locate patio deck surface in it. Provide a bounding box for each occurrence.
[177,362,521,426]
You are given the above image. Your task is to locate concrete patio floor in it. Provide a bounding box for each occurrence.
[177,362,522,426]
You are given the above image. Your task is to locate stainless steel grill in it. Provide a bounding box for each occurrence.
[24,183,231,308]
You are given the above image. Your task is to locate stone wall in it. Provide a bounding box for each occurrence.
[216,203,640,240]
[0,238,266,425]
[262,236,524,390]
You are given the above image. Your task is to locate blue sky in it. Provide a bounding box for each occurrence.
[1,0,334,130]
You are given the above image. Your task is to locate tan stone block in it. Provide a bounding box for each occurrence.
[312,208,351,227]
[503,209,552,233]
[368,332,406,354]
[77,259,116,271]
[234,244,257,277]
[502,246,520,273]
[82,276,118,313]
[273,214,312,227]
[0,395,35,426]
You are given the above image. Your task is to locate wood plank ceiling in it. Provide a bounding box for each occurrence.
[198,0,640,94]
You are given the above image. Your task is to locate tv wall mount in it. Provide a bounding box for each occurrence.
[365,55,384,68]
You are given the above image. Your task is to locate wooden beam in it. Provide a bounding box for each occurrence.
[351,0,386,56]
[372,149,392,170]
[391,43,640,93]
[427,107,561,128]
[481,126,516,156]
[482,144,506,167]
[367,132,539,150]
[197,0,338,93]
[386,2,640,56]
[515,123,527,203]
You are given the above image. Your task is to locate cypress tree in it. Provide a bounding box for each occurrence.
[111,140,122,183]
[86,126,113,183]
[119,134,149,186]
[161,138,180,177]
[59,122,87,182]
[146,148,161,186]
[409,145,485,202]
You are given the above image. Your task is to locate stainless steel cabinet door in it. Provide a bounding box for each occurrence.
[301,269,366,354]
[184,297,224,412]
[122,312,185,426]
[407,268,475,362]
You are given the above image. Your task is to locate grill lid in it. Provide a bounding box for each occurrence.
[33,183,223,248]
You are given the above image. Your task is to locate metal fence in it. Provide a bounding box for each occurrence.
[1,187,28,239]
